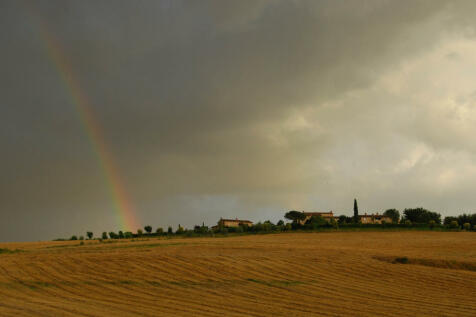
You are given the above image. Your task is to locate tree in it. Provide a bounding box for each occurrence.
[86,231,93,240]
[383,209,400,223]
[284,210,306,224]
[118,231,124,239]
[124,232,133,239]
[463,222,471,231]
[444,216,458,226]
[338,215,353,224]
[102,232,108,240]
[457,213,476,227]
[167,226,173,234]
[156,227,163,235]
[176,225,184,234]
[403,208,441,224]
[70,235,78,241]
[277,220,284,226]
[109,232,117,239]
[306,215,327,228]
[137,229,143,237]
[353,199,359,223]
[144,226,152,234]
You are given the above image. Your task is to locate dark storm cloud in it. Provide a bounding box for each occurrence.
[2,0,476,241]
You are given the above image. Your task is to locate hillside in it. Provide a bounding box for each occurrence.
[0,232,475,316]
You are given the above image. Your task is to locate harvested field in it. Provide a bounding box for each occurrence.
[0,231,475,316]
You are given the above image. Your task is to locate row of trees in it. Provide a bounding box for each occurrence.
[69,209,475,240]
[284,207,475,230]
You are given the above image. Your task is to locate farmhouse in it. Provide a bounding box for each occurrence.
[359,213,392,224]
[214,218,253,229]
[299,211,335,225]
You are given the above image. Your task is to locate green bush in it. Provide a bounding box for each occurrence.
[450,221,459,229]
[428,220,435,229]
[394,257,409,264]
[70,235,78,241]
[463,222,471,231]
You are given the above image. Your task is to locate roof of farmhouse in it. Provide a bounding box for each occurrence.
[219,218,253,223]
[359,213,390,218]
[302,211,334,215]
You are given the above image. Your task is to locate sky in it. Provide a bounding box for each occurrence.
[2,0,476,241]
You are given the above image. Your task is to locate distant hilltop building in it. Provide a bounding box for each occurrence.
[213,218,253,230]
[359,213,392,224]
[299,211,335,225]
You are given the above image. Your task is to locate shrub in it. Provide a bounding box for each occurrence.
[404,220,412,226]
[70,235,78,241]
[463,222,471,231]
[167,226,173,234]
[137,229,143,237]
[86,232,93,240]
[118,231,125,239]
[156,227,163,235]
[428,220,435,229]
[394,257,409,264]
[449,220,459,229]
[102,232,108,240]
[124,232,133,239]
[144,226,152,234]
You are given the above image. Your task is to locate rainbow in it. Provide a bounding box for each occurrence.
[26,6,140,231]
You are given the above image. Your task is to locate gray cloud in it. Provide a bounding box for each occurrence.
[2,0,476,241]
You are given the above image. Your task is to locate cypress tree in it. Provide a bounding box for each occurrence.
[353,198,359,223]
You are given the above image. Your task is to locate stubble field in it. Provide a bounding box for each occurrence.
[0,231,475,316]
